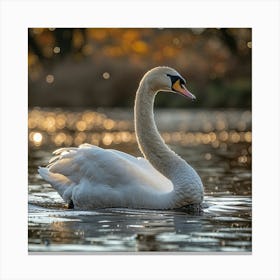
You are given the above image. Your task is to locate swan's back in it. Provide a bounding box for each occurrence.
[38,144,173,209]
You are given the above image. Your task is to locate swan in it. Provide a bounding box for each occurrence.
[38,66,204,210]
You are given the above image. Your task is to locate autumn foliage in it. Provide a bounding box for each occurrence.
[28,28,251,108]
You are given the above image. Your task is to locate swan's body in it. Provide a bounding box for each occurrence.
[38,66,204,209]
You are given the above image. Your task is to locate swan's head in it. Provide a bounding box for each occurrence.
[143,66,196,100]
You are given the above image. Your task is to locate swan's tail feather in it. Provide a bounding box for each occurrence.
[38,167,72,200]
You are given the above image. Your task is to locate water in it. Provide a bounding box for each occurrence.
[28,108,252,253]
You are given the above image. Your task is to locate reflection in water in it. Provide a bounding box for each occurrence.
[28,199,251,252]
[28,108,252,252]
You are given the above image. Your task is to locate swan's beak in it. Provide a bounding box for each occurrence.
[172,80,196,100]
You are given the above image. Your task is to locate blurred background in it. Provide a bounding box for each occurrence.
[28,28,252,166]
[28,28,251,108]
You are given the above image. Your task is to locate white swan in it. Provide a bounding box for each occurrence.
[38,66,204,210]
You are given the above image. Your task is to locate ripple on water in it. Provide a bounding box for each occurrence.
[28,109,251,252]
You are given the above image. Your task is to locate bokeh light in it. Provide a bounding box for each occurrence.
[28,108,251,152]
[46,74,54,83]
[28,28,251,109]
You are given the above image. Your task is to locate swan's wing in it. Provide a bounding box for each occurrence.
[107,148,173,192]
[38,143,173,201]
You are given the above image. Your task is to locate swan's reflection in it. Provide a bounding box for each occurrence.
[29,207,207,252]
[29,192,252,252]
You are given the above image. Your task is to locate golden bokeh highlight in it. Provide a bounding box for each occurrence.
[46,74,54,83]
[29,132,43,146]
[102,72,110,79]
[28,109,252,154]
[53,46,61,54]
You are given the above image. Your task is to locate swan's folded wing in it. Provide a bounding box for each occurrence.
[44,143,173,193]
[106,149,173,192]
[48,145,106,184]
[134,156,173,192]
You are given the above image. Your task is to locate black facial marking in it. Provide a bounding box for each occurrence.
[166,74,186,86]
[68,199,74,209]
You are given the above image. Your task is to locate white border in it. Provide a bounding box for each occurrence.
[1,0,279,279]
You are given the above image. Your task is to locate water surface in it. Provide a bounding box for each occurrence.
[28,108,252,253]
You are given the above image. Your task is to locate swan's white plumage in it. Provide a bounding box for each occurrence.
[38,66,204,209]
[39,143,174,209]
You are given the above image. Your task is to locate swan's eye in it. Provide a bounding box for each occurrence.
[179,78,186,86]
[166,74,186,86]
[166,74,186,91]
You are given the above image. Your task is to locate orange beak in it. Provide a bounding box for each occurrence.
[172,80,196,100]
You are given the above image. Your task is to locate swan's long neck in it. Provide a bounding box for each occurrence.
[134,79,203,208]
[135,82,183,176]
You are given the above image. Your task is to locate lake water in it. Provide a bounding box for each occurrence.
[28,108,252,253]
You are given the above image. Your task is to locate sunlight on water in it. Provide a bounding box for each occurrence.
[28,108,251,150]
[28,108,252,253]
